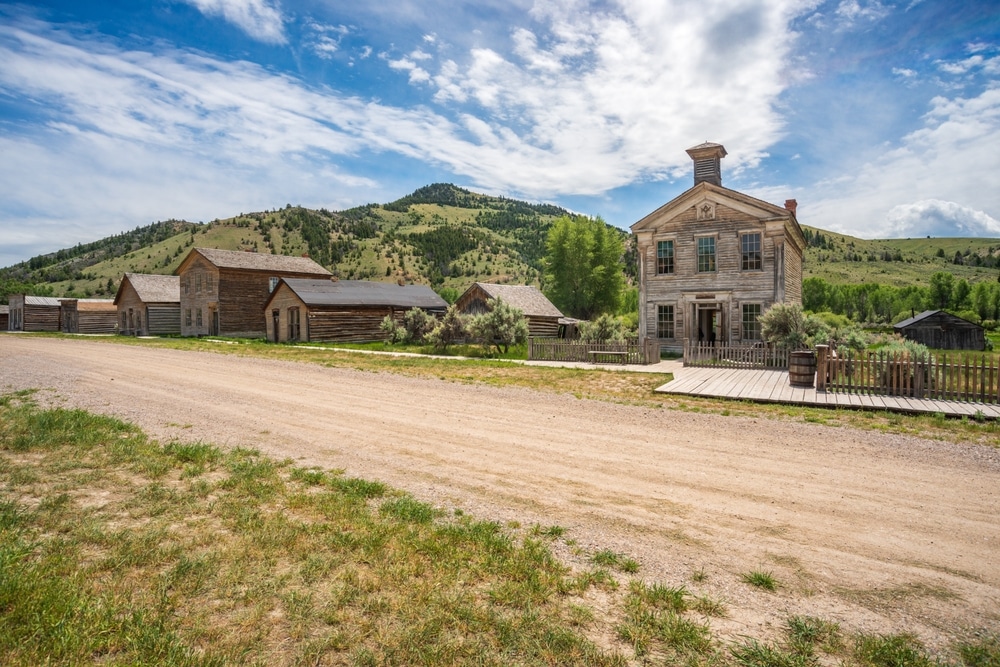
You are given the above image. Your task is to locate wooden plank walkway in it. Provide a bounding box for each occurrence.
[656,367,1000,419]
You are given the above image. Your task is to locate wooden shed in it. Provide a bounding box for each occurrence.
[264,278,448,343]
[114,273,181,336]
[455,283,564,337]
[176,248,332,338]
[60,299,118,334]
[894,310,985,351]
[0,305,7,331]
[7,294,61,332]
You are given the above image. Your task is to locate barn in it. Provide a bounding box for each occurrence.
[264,278,448,343]
[60,299,118,334]
[176,248,332,338]
[114,273,181,336]
[894,310,985,351]
[455,283,564,337]
[7,295,61,332]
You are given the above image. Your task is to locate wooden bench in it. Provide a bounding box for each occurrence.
[588,350,629,364]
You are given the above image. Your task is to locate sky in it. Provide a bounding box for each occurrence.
[0,0,998,268]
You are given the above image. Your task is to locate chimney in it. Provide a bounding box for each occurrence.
[784,199,798,216]
[685,142,727,186]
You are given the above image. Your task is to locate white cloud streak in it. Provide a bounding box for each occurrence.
[183,0,286,43]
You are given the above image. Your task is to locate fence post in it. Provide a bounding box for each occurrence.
[815,345,828,391]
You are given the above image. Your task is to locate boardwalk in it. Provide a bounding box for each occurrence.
[657,366,1000,418]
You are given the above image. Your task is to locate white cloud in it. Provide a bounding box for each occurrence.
[182,0,286,44]
[305,21,349,60]
[885,200,1000,238]
[804,87,1000,238]
[834,0,890,26]
[892,67,917,78]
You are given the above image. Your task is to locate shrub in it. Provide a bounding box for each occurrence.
[401,308,436,343]
[578,313,629,343]
[468,298,529,355]
[426,305,468,351]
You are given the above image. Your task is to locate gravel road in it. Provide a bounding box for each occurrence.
[2,335,998,646]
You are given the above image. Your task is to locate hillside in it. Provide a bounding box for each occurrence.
[801,226,1000,288]
[0,184,636,301]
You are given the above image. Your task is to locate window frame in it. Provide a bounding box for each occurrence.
[696,235,717,273]
[741,303,762,341]
[269,276,280,293]
[741,232,762,272]
[196,308,203,328]
[655,239,675,275]
[288,307,301,342]
[656,304,675,339]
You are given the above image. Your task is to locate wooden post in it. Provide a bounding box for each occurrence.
[815,345,828,391]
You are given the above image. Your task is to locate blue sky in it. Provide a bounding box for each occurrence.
[1,0,998,268]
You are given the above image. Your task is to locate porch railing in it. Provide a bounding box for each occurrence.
[684,341,789,369]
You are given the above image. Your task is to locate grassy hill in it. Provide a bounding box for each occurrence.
[1,184,638,301]
[801,226,1000,288]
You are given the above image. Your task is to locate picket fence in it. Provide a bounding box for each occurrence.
[683,342,790,370]
[527,337,659,365]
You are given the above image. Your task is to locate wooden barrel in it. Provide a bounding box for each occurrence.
[788,350,817,387]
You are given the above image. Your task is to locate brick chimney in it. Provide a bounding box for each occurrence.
[685,142,727,186]
[784,199,798,216]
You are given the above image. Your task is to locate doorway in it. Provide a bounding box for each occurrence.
[695,304,721,345]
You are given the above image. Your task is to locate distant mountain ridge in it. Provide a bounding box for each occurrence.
[3,183,1000,302]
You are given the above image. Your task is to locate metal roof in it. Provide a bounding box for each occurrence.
[24,295,62,307]
[118,273,180,304]
[188,248,332,275]
[276,279,449,309]
[466,283,563,318]
[894,309,981,329]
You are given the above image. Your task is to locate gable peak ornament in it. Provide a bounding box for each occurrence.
[696,201,716,220]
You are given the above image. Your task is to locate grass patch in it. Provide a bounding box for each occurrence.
[742,570,778,591]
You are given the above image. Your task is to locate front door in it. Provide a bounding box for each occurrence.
[271,309,280,342]
[694,304,724,345]
[209,307,219,336]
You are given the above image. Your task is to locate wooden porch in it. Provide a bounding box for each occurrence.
[656,366,1000,418]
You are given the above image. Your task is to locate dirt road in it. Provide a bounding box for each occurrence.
[2,336,998,645]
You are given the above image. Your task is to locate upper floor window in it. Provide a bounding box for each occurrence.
[206,274,214,293]
[195,274,202,294]
[656,240,674,275]
[697,237,716,273]
[741,233,762,271]
[269,277,280,293]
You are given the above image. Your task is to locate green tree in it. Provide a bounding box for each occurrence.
[952,278,972,310]
[468,298,528,355]
[929,271,955,309]
[543,215,624,320]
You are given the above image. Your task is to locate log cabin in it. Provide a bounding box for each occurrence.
[6,294,61,332]
[114,273,181,336]
[60,299,118,334]
[894,310,985,351]
[176,248,331,338]
[631,143,806,355]
[455,283,564,337]
[264,278,448,343]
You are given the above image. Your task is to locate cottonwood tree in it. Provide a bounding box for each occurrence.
[544,215,624,320]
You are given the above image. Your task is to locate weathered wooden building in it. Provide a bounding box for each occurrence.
[7,295,61,332]
[114,273,181,336]
[264,278,448,343]
[0,305,7,331]
[894,310,985,351]
[60,299,118,334]
[176,248,331,338]
[455,283,564,337]
[631,142,806,354]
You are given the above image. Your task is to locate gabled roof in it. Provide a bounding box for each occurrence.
[894,310,982,329]
[269,278,449,310]
[632,182,794,231]
[177,248,332,276]
[115,273,180,305]
[464,283,563,318]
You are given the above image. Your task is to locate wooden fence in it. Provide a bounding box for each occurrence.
[819,347,1000,404]
[684,342,789,369]
[528,337,659,365]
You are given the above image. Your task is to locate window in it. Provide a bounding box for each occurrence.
[288,307,300,341]
[742,304,762,340]
[196,309,203,327]
[185,309,192,327]
[697,237,716,273]
[206,274,214,293]
[656,240,674,275]
[195,274,202,294]
[741,233,762,271]
[656,305,675,339]
[269,277,280,293]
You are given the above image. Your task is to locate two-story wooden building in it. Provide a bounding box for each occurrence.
[631,143,806,354]
[176,248,331,337]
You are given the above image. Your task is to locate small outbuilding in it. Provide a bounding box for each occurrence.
[894,310,985,351]
[455,283,564,337]
[7,294,61,332]
[264,278,449,343]
[60,299,118,334]
[114,273,181,336]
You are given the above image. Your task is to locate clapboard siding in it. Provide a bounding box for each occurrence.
[147,306,181,334]
[8,295,61,332]
[307,309,395,342]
